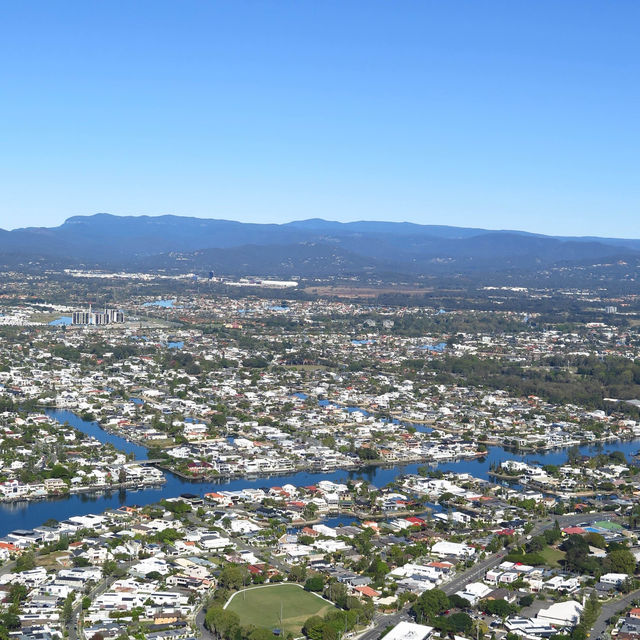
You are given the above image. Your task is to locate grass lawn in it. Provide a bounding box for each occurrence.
[226,584,336,635]
[29,312,59,323]
[36,551,70,569]
[540,545,565,567]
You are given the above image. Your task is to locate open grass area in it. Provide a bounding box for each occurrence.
[29,312,59,323]
[540,545,565,567]
[36,551,70,570]
[226,584,335,635]
[303,285,433,298]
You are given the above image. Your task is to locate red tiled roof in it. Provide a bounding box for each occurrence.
[563,526,586,535]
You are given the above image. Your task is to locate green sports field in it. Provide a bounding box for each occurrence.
[226,584,336,635]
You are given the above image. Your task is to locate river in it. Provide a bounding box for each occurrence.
[1,412,638,537]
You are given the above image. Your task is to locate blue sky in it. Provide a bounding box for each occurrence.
[1,1,638,236]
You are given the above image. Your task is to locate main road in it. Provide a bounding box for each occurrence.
[591,588,640,640]
[356,512,621,640]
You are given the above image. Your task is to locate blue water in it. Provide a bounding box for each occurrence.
[302,396,369,417]
[420,343,447,352]
[1,411,638,537]
[49,316,72,326]
[291,514,361,532]
[44,410,148,459]
[143,299,175,308]
[294,393,429,432]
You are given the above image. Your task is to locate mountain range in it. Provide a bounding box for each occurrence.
[2,213,640,279]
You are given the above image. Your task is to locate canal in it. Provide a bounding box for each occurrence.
[1,411,638,536]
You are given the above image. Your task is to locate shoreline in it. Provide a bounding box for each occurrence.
[0,478,166,504]
[158,450,487,483]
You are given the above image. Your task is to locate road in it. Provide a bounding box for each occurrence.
[0,559,17,576]
[195,607,216,640]
[444,513,615,596]
[187,510,290,574]
[591,588,640,639]
[356,610,412,640]
[68,561,135,640]
[443,551,507,596]
[65,510,622,640]
[357,512,621,640]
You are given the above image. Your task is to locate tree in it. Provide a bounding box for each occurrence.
[55,535,69,551]
[412,588,450,622]
[527,536,546,553]
[562,534,594,573]
[50,463,71,480]
[583,532,606,549]
[480,599,518,618]
[544,519,562,545]
[448,612,474,634]
[356,447,380,460]
[1,604,21,631]
[218,564,249,590]
[324,581,348,607]
[288,564,307,583]
[302,615,324,640]
[367,556,390,582]
[448,593,471,609]
[15,551,36,572]
[304,576,325,592]
[581,591,601,627]
[572,591,601,640]
[62,593,75,624]
[607,548,636,575]
[304,502,319,520]
[609,451,626,465]
[159,499,191,515]
[205,606,241,639]
[146,571,163,580]
[73,556,91,567]
[8,583,27,605]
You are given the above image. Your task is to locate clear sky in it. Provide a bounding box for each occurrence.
[1,1,638,236]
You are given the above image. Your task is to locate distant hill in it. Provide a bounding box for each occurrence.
[2,213,640,279]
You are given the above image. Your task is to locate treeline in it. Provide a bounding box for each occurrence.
[51,341,145,362]
[423,354,640,416]
[410,588,523,636]
[204,568,375,640]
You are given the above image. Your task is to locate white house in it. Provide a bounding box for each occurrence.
[431,541,475,558]
[383,621,434,640]
[600,573,628,586]
[537,600,583,627]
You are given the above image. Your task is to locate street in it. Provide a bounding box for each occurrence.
[591,588,640,639]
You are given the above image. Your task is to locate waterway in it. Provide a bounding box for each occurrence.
[44,409,148,459]
[1,412,639,537]
[49,316,72,326]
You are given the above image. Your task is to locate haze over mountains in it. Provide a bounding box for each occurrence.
[3,213,640,279]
